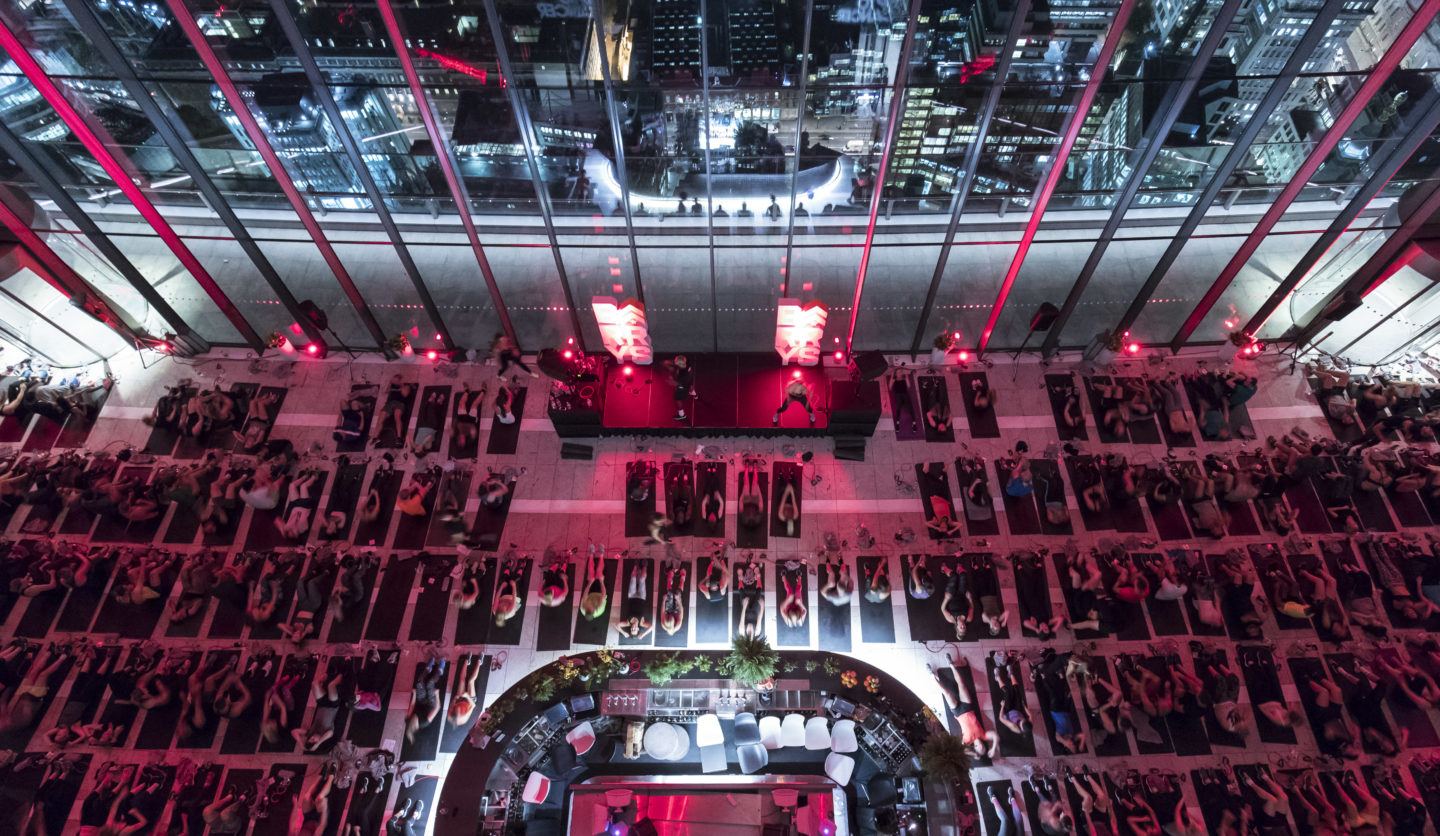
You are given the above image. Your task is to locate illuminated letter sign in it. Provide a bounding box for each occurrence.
[775,299,828,366]
[592,296,653,364]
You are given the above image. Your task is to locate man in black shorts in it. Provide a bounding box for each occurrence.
[667,355,695,422]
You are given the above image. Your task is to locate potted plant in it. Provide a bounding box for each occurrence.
[1084,329,1125,363]
[1221,330,1250,360]
[721,635,779,692]
[918,731,972,791]
[930,332,957,365]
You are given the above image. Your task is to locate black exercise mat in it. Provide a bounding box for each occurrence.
[454,560,496,646]
[624,460,658,538]
[206,553,264,638]
[373,381,418,449]
[656,559,693,647]
[1135,552,1189,636]
[1032,652,1084,755]
[572,558,619,646]
[976,780,1020,836]
[774,564,810,647]
[1044,374,1088,441]
[411,385,452,454]
[1084,376,1129,442]
[1281,473,1332,533]
[735,470,769,549]
[1193,648,1247,749]
[663,461,696,537]
[954,458,1001,536]
[448,387,486,460]
[198,468,253,547]
[398,661,450,763]
[1374,646,1440,748]
[956,371,1000,438]
[440,654,491,754]
[486,558,533,646]
[353,467,404,548]
[1144,474,1192,541]
[162,467,221,545]
[13,586,67,638]
[245,471,329,551]
[486,387,526,454]
[426,469,474,548]
[985,655,1036,758]
[693,557,731,644]
[855,555,896,644]
[1247,545,1312,631]
[335,384,378,452]
[1308,377,1367,442]
[90,562,178,639]
[179,650,240,750]
[617,557,657,646]
[1122,656,1176,755]
[769,461,803,539]
[327,555,381,644]
[347,651,399,747]
[1051,551,1106,640]
[692,462,727,539]
[319,458,368,542]
[1152,381,1197,448]
[1157,661,1212,756]
[259,656,319,754]
[173,383,258,459]
[249,559,305,641]
[142,386,194,455]
[915,462,960,540]
[536,563,577,651]
[469,473,518,551]
[408,553,457,641]
[54,550,115,632]
[1012,554,1055,640]
[363,554,420,641]
[888,375,923,440]
[1352,483,1398,532]
[1238,645,1297,744]
[392,469,444,550]
[1085,657,1132,757]
[0,412,32,444]
[1030,458,1074,536]
[1387,481,1434,527]
[1116,377,1162,444]
[902,554,964,642]
[917,374,955,442]
[250,762,307,836]
[134,652,201,749]
[995,459,1042,535]
[817,562,852,653]
[1065,455,1115,531]
[391,775,440,836]
[1095,554,1149,641]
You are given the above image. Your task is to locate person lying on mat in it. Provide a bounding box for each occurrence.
[289,760,336,836]
[819,552,853,606]
[181,388,239,438]
[1076,668,1130,748]
[925,391,951,435]
[1034,650,1087,753]
[452,382,487,452]
[375,376,415,444]
[738,464,765,531]
[860,557,890,604]
[410,389,448,456]
[1212,551,1264,638]
[1308,364,1361,426]
[618,561,654,640]
[1150,374,1191,437]
[493,557,524,628]
[669,476,693,528]
[579,548,610,620]
[199,467,247,535]
[904,554,934,600]
[699,479,724,527]
[1114,787,1162,836]
[890,371,918,433]
[699,550,729,601]
[926,494,963,538]
[113,549,178,605]
[235,389,279,453]
[937,561,972,639]
[927,653,999,760]
[144,381,190,430]
[990,652,1032,735]
[736,555,765,638]
[171,550,223,623]
[494,381,517,425]
[1002,453,1033,497]
[538,549,571,607]
[240,463,287,512]
[648,513,671,544]
[1092,378,1133,437]
[274,469,321,538]
[776,478,799,536]
[1075,458,1108,514]
[332,384,378,443]
[779,570,807,628]
[405,657,447,742]
[660,563,687,636]
[454,558,484,611]
[1024,773,1073,836]
[1373,651,1440,711]
[1335,661,1407,756]
[1370,769,1428,834]
[959,460,994,520]
[448,654,483,731]
[1182,469,1228,538]
[281,557,335,646]
[969,375,995,411]
[397,467,441,517]
[1296,667,1361,759]
[478,471,512,509]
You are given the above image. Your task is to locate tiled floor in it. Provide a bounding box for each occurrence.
[4,345,1439,835]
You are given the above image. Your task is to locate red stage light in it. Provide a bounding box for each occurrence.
[834,351,844,361]
[157,341,170,353]
[562,350,574,359]
[623,366,633,377]
[426,350,439,361]
[792,370,802,379]
[952,331,961,340]
[957,350,970,361]
[1125,342,1141,355]
[305,343,319,355]
[567,337,575,345]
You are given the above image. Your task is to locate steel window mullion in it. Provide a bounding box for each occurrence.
[1040,0,1244,355]
[780,0,816,297]
[910,0,1032,353]
[0,17,264,351]
[375,0,519,348]
[1168,0,1440,350]
[480,0,588,349]
[842,0,926,355]
[699,0,718,351]
[974,0,1138,354]
[589,0,645,305]
[0,281,104,362]
[1240,82,1440,337]
[267,0,455,350]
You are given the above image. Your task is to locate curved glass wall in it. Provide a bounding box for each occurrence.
[0,0,1435,356]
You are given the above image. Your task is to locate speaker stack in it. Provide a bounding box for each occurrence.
[847,350,889,382]
[560,442,594,460]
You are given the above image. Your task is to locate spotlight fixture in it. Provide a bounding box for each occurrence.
[1125,342,1141,355]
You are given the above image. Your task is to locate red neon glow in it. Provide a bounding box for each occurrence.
[567,337,575,345]
[158,342,171,353]
[978,0,1137,353]
[306,343,319,355]
[414,47,495,85]
[1125,342,1141,355]
[792,370,803,379]
[955,54,996,83]
[952,331,961,340]
[1174,0,1440,347]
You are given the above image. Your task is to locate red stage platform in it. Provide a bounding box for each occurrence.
[602,354,833,435]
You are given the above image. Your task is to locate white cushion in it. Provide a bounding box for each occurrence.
[522,771,551,803]
[824,753,855,787]
[830,719,857,753]
[566,721,596,755]
[804,716,831,750]
[780,714,806,747]
[696,714,724,747]
[759,715,782,750]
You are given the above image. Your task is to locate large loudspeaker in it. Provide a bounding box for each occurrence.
[1029,302,1060,332]
[1319,291,1363,323]
[848,350,888,382]
[828,379,881,437]
[537,348,571,380]
[297,299,329,331]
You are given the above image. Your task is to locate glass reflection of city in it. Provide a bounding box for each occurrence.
[0,0,1435,360]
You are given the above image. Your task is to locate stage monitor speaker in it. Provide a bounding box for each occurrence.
[1029,302,1060,332]
[297,299,329,332]
[848,350,888,382]
[560,442,594,460]
[537,348,571,380]
[1319,291,1363,323]
[834,436,867,461]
